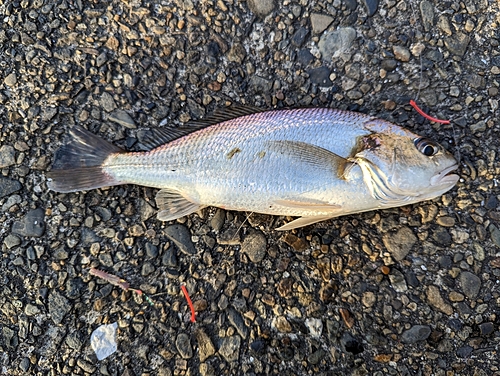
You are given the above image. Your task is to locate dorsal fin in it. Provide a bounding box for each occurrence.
[186,104,264,127]
[137,105,265,150]
[136,126,204,150]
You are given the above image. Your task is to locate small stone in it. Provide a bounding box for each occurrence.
[361,0,378,16]
[449,291,464,302]
[227,308,248,339]
[401,325,431,344]
[108,110,136,129]
[4,234,21,249]
[444,32,470,56]
[489,224,500,248]
[393,46,410,62]
[389,269,408,292]
[381,59,397,71]
[100,92,117,112]
[419,1,434,31]
[12,208,46,237]
[478,322,494,336]
[175,333,193,359]
[297,49,314,66]
[305,318,323,338]
[227,43,246,64]
[456,345,473,358]
[249,75,272,93]
[318,28,356,60]
[19,357,30,372]
[164,224,196,255]
[247,0,274,17]
[0,177,21,198]
[291,27,309,47]
[241,229,267,263]
[307,66,333,87]
[196,329,216,362]
[459,271,481,299]
[426,285,453,315]
[48,290,70,325]
[282,233,308,252]
[382,226,417,261]
[0,145,16,168]
[362,291,376,307]
[24,303,40,316]
[310,13,333,34]
[218,336,241,362]
[4,72,17,87]
[273,316,292,333]
[436,216,455,227]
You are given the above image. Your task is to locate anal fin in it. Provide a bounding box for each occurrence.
[155,189,205,221]
[276,216,335,231]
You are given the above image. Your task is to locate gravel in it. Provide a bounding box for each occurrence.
[1,0,499,375]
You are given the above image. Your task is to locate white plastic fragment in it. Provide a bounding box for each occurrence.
[90,322,118,360]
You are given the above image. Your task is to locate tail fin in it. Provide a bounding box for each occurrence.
[47,126,124,193]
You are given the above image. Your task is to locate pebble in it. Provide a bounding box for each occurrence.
[361,0,379,16]
[382,226,416,261]
[4,234,21,249]
[0,145,16,168]
[100,92,117,112]
[393,46,410,62]
[419,1,434,31]
[175,333,193,359]
[401,325,431,344]
[318,28,356,60]
[291,27,309,47]
[196,329,216,362]
[241,229,267,263]
[4,72,17,87]
[164,224,196,255]
[388,269,408,292]
[307,66,333,87]
[459,271,481,299]
[247,0,275,17]
[108,110,136,129]
[310,13,334,34]
[426,285,453,315]
[12,208,46,237]
[0,177,21,198]
[218,336,241,362]
[456,345,473,358]
[489,224,500,248]
[304,318,323,338]
[48,290,70,325]
[444,33,470,56]
[478,322,494,336]
[227,308,249,339]
[297,49,314,66]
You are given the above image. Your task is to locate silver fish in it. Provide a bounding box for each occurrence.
[47,107,459,230]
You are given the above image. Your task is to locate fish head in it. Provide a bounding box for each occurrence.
[353,132,459,204]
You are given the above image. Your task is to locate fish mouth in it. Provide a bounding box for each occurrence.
[430,164,459,186]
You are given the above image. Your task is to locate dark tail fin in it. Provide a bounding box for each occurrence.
[47,126,124,193]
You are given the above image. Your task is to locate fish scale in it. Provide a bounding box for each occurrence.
[47,107,459,230]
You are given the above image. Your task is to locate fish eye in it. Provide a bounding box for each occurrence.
[414,138,439,156]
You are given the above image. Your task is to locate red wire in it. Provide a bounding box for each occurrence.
[181,285,196,323]
[409,100,450,125]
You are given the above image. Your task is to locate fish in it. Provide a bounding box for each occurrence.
[46,107,459,230]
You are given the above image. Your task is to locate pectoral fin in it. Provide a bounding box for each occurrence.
[276,216,335,231]
[155,189,205,221]
[265,140,351,177]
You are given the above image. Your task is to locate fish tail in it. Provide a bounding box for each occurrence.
[47,126,124,193]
